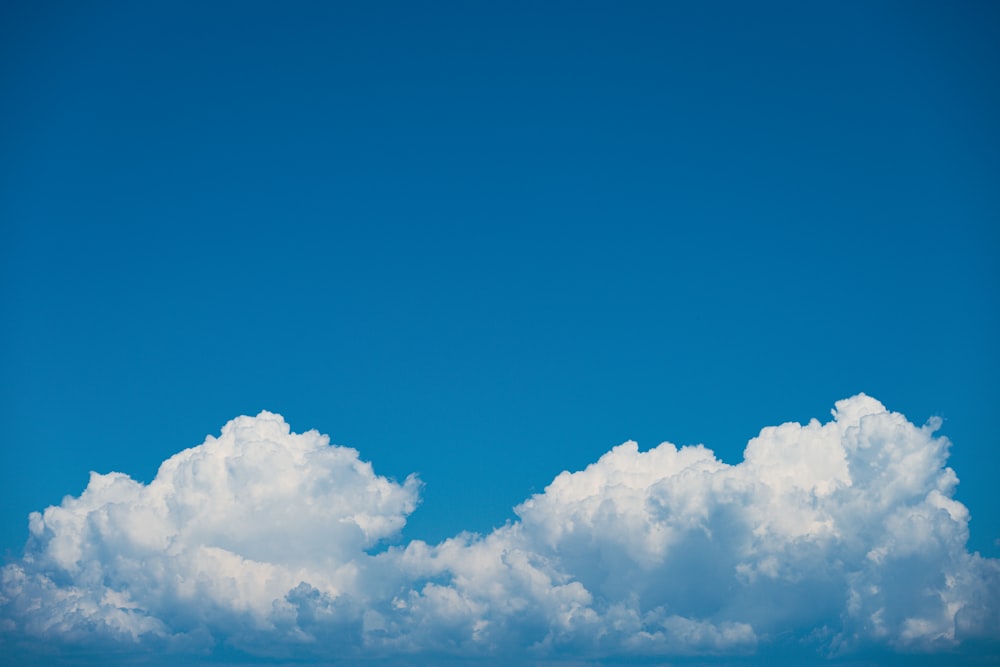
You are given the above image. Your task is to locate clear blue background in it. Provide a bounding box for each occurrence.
[2,1,997,560]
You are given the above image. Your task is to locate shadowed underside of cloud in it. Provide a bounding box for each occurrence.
[2,395,998,663]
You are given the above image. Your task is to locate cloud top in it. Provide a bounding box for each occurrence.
[2,396,998,662]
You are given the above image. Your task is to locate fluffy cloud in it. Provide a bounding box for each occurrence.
[2,396,998,663]
[1,412,421,656]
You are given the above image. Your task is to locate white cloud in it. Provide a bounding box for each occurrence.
[1,411,421,656]
[2,396,998,663]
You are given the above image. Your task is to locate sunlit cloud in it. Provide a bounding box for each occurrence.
[2,395,997,662]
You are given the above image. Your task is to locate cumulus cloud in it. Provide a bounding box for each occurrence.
[2,396,998,663]
[1,412,421,656]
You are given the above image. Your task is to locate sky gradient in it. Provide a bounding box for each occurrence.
[1,2,998,664]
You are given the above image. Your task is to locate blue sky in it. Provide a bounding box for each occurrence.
[1,2,998,664]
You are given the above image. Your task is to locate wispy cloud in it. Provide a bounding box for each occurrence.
[2,396,997,663]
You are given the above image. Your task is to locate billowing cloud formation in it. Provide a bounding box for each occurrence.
[2,396,998,663]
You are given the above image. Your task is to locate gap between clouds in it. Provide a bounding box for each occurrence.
[1,394,998,662]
